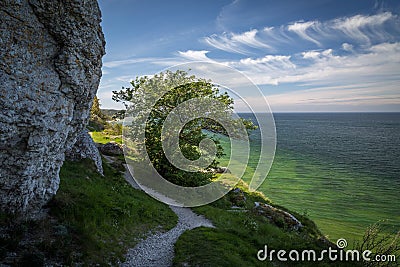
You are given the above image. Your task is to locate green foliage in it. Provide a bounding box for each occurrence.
[1,157,177,265]
[49,159,177,265]
[173,184,363,267]
[111,110,126,120]
[112,70,255,187]
[90,131,122,144]
[103,122,123,136]
[88,96,108,131]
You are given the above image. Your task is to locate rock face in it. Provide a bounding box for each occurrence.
[0,0,105,217]
[65,130,103,175]
[99,142,123,156]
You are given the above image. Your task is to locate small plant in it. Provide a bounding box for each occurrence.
[243,217,258,231]
[354,221,400,267]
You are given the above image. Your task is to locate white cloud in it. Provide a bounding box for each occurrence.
[332,12,395,43]
[267,82,400,107]
[239,55,295,70]
[235,81,400,112]
[204,29,272,54]
[178,50,212,61]
[115,75,135,82]
[225,42,400,89]
[368,42,400,53]
[204,33,249,54]
[204,12,399,53]
[341,43,353,51]
[231,29,271,49]
[263,26,274,32]
[302,50,320,59]
[287,21,321,46]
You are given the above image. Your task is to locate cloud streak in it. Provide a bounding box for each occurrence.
[204,12,399,53]
[332,12,395,43]
[178,50,212,61]
[287,21,321,46]
[100,10,400,111]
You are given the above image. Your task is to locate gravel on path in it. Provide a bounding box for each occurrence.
[121,165,214,267]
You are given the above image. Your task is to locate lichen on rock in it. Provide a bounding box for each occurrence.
[0,0,105,217]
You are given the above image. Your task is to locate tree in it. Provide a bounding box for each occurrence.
[89,96,107,131]
[112,70,255,187]
[90,96,102,119]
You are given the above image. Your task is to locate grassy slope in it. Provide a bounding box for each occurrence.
[173,179,364,267]
[0,131,369,266]
[89,131,363,266]
[52,159,177,265]
[0,156,177,266]
[90,131,122,144]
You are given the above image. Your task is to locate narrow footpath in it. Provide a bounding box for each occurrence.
[121,164,214,267]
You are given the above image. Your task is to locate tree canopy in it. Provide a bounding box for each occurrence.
[113,70,255,187]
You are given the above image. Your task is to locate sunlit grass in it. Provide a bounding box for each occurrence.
[173,180,362,267]
[89,131,122,144]
[51,158,177,265]
[214,132,400,247]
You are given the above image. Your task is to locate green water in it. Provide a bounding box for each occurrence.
[214,114,400,245]
[259,150,399,243]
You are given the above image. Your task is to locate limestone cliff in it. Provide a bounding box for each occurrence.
[0,0,105,217]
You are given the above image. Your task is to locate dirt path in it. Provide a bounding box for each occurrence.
[121,164,214,267]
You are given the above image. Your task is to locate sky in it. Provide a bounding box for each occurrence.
[97,0,400,112]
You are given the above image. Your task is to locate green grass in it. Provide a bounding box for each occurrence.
[90,131,122,144]
[212,132,400,246]
[0,157,177,266]
[173,181,362,267]
[50,158,177,265]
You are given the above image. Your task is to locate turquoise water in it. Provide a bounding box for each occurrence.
[220,113,400,243]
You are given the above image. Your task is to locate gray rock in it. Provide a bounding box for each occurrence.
[99,142,123,156]
[0,0,105,217]
[65,130,103,175]
[215,166,231,173]
[254,202,303,230]
[229,187,246,207]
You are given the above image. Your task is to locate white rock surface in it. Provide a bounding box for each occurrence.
[65,130,103,175]
[0,0,105,217]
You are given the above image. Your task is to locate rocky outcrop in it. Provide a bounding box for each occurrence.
[254,202,303,230]
[65,130,103,175]
[98,142,123,156]
[0,0,105,217]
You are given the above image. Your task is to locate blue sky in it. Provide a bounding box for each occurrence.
[98,0,400,112]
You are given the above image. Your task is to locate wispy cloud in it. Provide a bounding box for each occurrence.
[204,12,399,53]
[239,55,295,69]
[100,10,400,111]
[204,29,273,55]
[332,12,395,43]
[231,29,272,49]
[224,41,400,96]
[204,33,251,54]
[236,81,400,112]
[287,21,322,46]
[267,81,400,108]
[178,50,212,61]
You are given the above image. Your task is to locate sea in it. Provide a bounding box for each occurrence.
[236,112,400,243]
